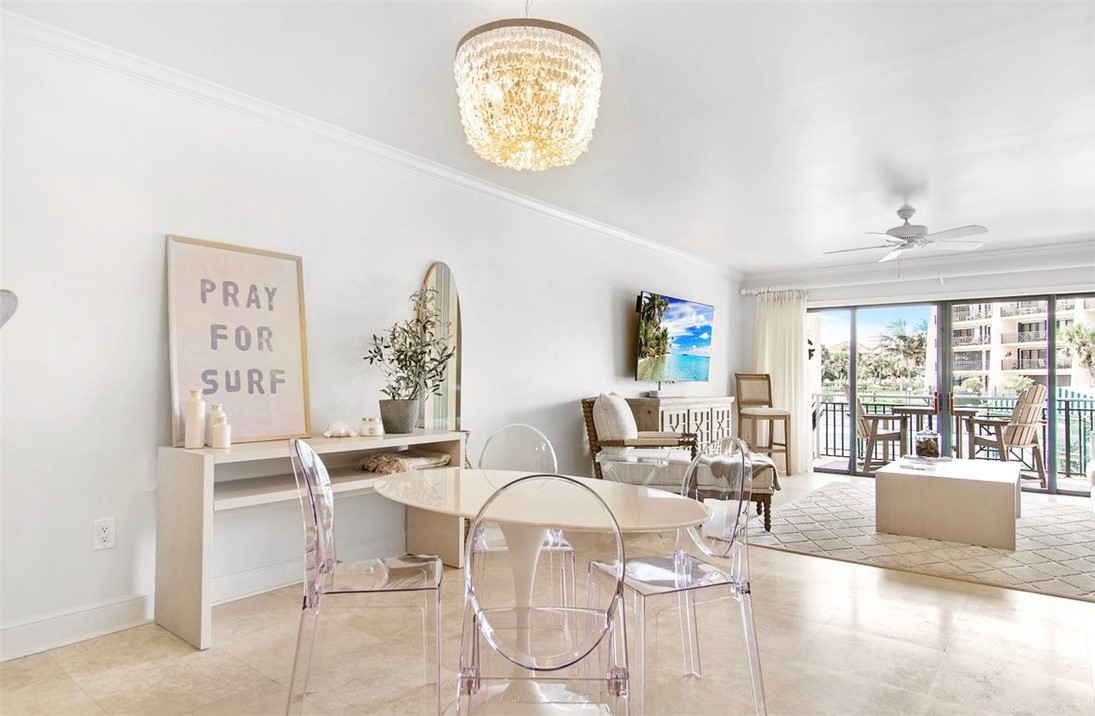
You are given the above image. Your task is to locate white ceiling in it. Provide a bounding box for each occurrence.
[8,1,1095,273]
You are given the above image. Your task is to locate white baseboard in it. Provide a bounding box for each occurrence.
[0,535,407,661]
[212,535,406,605]
[1,594,152,662]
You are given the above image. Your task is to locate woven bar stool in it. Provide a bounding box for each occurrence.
[735,373,792,475]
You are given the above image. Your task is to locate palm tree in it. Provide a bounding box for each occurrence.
[638,293,671,358]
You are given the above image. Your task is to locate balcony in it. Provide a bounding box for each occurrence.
[1086,298,1095,310]
[1058,299,1076,311]
[953,334,990,346]
[999,302,1046,317]
[812,394,1094,487]
[953,309,991,322]
[1001,358,1047,370]
[1000,331,1047,344]
[953,360,986,371]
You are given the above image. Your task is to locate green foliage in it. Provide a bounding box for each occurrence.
[364,289,456,400]
[960,377,984,393]
[637,293,671,359]
[1060,323,1095,380]
[819,318,929,394]
[1002,375,1035,395]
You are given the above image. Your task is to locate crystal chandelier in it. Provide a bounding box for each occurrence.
[454,15,602,171]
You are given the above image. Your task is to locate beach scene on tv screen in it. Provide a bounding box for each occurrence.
[637,292,713,382]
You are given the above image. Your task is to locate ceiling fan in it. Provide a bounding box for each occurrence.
[825,205,987,263]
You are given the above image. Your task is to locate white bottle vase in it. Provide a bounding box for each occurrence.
[206,403,226,446]
[211,415,231,449]
[184,390,206,449]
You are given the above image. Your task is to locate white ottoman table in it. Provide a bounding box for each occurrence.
[875,459,1021,550]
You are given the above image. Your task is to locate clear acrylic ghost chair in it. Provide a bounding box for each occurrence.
[590,438,766,715]
[458,474,629,714]
[477,424,575,608]
[286,439,443,715]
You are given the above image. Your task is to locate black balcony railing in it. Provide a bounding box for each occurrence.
[953,360,986,371]
[1000,302,1047,317]
[812,393,1094,486]
[953,334,990,346]
[1001,358,1047,370]
[1000,331,1047,344]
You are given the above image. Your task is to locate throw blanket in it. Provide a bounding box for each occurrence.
[359,449,451,475]
[751,454,781,491]
[694,452,781,491]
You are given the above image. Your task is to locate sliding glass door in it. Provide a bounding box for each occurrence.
[1053,294,1094,495]
[809,293,1094,494]
[946,299,1051,490]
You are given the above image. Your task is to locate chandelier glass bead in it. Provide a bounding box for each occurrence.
[454,19,602,171]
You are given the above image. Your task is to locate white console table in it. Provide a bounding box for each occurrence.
[155,429,466,649]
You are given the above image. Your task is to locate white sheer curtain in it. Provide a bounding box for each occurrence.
[752,290,811,474]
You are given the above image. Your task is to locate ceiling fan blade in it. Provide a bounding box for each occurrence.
[923,225,987,242]
[932,239,984,252]
[823,245,895,255]
[865,232,905,244]
[879,247,909,263]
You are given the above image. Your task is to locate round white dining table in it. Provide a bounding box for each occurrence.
[375,468,709,708]
[373,467,710,534]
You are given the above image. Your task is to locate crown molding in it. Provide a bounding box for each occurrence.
[741,239,1095,293]
[0,10,736,276]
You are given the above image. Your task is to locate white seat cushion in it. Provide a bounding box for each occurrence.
[740,406,790,417]
[592,393,638,458]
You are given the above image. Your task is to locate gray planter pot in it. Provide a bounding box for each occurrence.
[379,398,420,434]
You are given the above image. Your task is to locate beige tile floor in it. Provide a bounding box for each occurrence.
[3,473,1094,715]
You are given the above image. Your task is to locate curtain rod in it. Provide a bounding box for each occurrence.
[739,284,807,296]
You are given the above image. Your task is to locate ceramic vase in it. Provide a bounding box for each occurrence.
[379,399,420,434]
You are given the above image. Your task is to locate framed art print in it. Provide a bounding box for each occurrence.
[167,235,311,445]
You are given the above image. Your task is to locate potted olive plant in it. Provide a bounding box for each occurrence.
[364,289,456,434]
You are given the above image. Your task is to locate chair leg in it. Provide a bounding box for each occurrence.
[863,434,877,473]
[677,589,701,678]
[737,584,767,716]
[633,590,649,716]
[784,417,792,476]
[1032,445,1047,489]
[286,602,321,716]
[761,495,772,532]
[424,589,442,715]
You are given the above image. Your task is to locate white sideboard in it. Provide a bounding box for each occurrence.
[625,396,736,453]
[155,429,466,649]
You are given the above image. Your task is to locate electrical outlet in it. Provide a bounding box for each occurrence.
[94,518,115,550]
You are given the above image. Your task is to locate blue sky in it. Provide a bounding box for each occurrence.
[662,295,714,356]
[818,305,934,346]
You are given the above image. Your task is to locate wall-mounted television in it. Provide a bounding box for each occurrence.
[636,291,713,382]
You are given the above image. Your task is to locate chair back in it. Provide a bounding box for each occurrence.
[463,474,626,672]
[735,373,774,409]
[290,439,336,606]
[1004,384,1047,446]
[844,386,870,440]
[479,424,558,472]
[681,438,753,562]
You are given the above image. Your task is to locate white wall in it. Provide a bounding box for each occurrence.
[0,23,742,658]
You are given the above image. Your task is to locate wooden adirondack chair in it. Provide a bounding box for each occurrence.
[966,385,1048,488]
[852,393,909,472]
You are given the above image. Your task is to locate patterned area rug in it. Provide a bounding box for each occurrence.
[748,481,1095,602]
